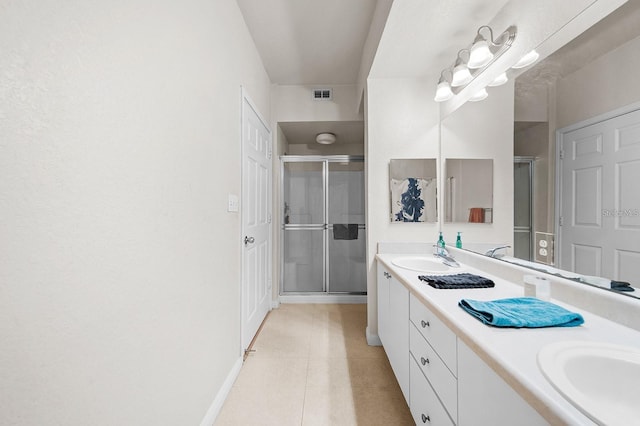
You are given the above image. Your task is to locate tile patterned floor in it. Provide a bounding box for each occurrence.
[215,304,413,426]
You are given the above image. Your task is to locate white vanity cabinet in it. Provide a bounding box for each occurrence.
[409,295,457,424]
[377,264,409,402]
[457,340,547,426]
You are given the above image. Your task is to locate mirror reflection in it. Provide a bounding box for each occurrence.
[444,159,493,223]
[471,1,640,298]
[389,159,437,223]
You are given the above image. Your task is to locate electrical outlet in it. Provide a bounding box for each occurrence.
[534,232,554,265]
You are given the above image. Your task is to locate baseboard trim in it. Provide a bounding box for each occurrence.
[199,356,243,426]
[279,294,367,304]
[271,298,280,309]
[366,326,382,346]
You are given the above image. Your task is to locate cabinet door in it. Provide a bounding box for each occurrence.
[410,356,455,426]
[457,339,547,426]
[410,323,457,420]
[376,264,390,346]
[388,275,409,403]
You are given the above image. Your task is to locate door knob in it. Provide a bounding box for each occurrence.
[244,236,255,245]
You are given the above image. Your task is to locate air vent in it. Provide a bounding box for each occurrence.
[312,88,332,101]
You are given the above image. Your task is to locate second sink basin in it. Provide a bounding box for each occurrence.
[537,340,640,426]
[391,256,450,273]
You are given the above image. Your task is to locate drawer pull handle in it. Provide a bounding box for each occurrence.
[420,357,429,366]
[421,413,430,423]
[421,320,430,328]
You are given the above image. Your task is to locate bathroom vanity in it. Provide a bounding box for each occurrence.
[376,244,640,425]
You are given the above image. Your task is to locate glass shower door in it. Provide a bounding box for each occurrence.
[282,161,325,293]
[327,160,366,293]
[514,159,533,260]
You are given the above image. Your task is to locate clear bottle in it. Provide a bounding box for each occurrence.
[456,232,462,249]
[437,231,445,254]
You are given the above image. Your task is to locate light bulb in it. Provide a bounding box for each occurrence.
[451,63,472,87]
[488,72,508,87]
[512,50,539,69]
[434,81,453,102]
[469,88,488,102]
[468,39,493,69]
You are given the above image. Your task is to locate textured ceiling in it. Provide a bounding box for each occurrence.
[236,0,377,85]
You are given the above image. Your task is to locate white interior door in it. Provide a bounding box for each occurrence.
[559,108,640,286]
[241,90,272,351]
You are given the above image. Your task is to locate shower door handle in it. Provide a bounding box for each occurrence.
[244,236,255,245]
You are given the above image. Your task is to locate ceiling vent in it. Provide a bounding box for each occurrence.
[312,88,333,101]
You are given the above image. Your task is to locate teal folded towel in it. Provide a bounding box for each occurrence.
[458,297,584,328]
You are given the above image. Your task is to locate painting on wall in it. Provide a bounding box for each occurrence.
[390,177,436,222]
[389,158,438,223]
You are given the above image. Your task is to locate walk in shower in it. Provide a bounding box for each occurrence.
[281,156,366,295]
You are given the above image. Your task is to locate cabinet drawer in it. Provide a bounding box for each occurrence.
[410,295,457,376]
[410,356,455,426]
[410,323,457,419]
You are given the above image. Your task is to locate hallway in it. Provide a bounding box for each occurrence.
[215,304,413,425]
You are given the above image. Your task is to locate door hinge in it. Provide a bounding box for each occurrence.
[559,149,564,160]
[559,216,564,226]
[267,213,272,224]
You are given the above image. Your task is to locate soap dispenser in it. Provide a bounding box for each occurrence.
[456,232,462,249]
[437,232,445,254]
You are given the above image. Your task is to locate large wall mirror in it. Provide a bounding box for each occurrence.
[470,1,640,299]
[389,159,437,223]
[444,159,493,223]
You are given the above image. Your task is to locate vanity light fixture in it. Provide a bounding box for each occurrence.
[488,72,508,87]
[434,70,454,102]
[512,49,539,69]
[434,25,517,103]
[451,50,473,87]
[468,26,496,68]
[469,88,488,102]
[315,132,336,145]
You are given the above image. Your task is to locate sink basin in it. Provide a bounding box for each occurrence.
[537,340,640,425]
[391,256,450,273]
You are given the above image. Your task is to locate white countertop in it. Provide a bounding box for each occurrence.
[376,253,640,426]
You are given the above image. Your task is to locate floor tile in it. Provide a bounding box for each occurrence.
[215,303,412,426]
[302,385,413,426]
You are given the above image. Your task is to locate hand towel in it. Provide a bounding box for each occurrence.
[458,297,584,328]
[419,273,495,289]
[468,207,485,223]
[333,224,359,240]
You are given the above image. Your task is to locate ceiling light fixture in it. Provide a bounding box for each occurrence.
[315,132,336,145]
[434,25,517,103]
[512,49,539,69]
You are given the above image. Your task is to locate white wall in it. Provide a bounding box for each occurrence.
[0,1,271,424]
[365,77,440,335]
[440,82,515,246]
[556,34,640,128]
[273,84,363,123]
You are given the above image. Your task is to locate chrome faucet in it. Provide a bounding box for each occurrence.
[485,245,511,258]
[433,245,460,268]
